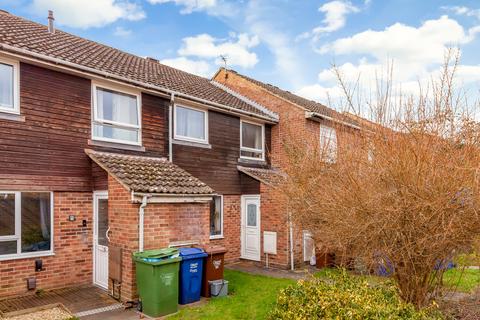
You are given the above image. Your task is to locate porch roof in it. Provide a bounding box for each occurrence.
[86,149,214,195]
[237,166,285,187]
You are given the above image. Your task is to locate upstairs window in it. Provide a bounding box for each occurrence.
[240,120,264,160]
[320,125,337,163]
[0,192,53,260]
[174,105,208,143]
[92,85,141,145]
[210,195,223,239]
[0,59,19,114]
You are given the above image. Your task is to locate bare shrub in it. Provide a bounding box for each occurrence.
[281,50,480,307]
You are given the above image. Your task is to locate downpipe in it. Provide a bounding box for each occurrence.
[139,195,148,252]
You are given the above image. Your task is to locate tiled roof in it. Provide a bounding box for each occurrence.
[222,68,359,127]
[0,11,276,121]
[237,166,285,187]
[86,149,214,195]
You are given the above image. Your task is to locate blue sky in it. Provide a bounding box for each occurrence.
[2,0,480,105]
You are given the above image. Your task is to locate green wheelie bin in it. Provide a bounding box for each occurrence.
[133,248,181,317]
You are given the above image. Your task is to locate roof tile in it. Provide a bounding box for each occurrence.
[86,149,214,195]
[0,11,275,120]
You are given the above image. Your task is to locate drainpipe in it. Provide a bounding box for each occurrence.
[289,210,295,271]
[169,93,175,162]
[139,195,148,252]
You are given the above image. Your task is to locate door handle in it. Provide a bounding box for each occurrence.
[106,227,111,243]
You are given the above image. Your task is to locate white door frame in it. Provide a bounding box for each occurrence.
[93,191,109,289]
[240,195,261,261]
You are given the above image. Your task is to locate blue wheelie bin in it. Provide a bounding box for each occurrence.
[178,248,208,304]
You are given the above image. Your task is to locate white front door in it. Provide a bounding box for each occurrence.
[93,192,109,289]
[241,195,261,261]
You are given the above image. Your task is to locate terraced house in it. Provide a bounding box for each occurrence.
[213,68,361,270]
[0,10,281,301]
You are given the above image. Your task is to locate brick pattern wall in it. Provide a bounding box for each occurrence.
[143,202,210,250]
[259,184,289,268]
[209,195,241,263]
[107,176,211,301]
[213,70,327,269]
[0,192,93,298]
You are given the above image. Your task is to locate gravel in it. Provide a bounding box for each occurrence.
[3,307,73,320]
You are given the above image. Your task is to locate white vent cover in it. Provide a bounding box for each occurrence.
[263,231,277,254]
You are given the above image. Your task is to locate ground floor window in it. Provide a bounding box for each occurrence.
[0,191,53,259]
[210,195,223,239]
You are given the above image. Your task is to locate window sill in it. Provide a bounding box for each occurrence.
[0,112,25,122]
[210,235,224,240]
[172,139,212,149]
[0,251,54,262]
[238,157,267,165]
[88,139,146,152]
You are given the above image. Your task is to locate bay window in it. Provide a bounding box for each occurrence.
[92,85,141,145]
[174,105,208,143]
[320,125,337,163]
[0,59,19,114]
[0,192,53,259]
[210,195,223,239]
[240,120,264,160]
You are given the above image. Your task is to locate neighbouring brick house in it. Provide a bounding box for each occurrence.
[0,10,280,301]
[213,68,361,269]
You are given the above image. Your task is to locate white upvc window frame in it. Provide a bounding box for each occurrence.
[91,82,142,146]
[0,191,54,261]
[0,57,20,115]
[173,104,209,144]
[320,125,338,163]
[209,195,224,240]
[240,119,265,161]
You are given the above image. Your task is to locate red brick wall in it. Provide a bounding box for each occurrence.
[259,184,289,268]
[107,176,211,301]
[0,192,93,298]
[209,195,241,263]
[143,202,210,250]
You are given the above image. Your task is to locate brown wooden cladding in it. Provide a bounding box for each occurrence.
[0,62,168,192]
[172,110,271,195]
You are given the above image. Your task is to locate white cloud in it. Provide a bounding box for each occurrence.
[296,16,480,106]
[113,26,132,37]
[177,33,260,68]
[148,0,215,14]
[299,1,359,40]
[442,6,480,20]
[31,0,145,29]
[295,83,344,102]
[320,16,472,65]
[161,57,213,77]
[315,1,359,33]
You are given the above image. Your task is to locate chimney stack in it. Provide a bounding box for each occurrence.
[47,10,55,34]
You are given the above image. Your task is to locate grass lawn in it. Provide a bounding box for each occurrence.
[168,270,294,320]
[442,268,480,293]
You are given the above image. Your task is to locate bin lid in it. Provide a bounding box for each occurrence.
[179,247,208,260]
[201,244,227,255]
[133,248,182,265]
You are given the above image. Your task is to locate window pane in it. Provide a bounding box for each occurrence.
[242,122,262,150]
[0,241,17,255]
[210,196,222,236]
[247,204,257,227]
[0,63,14,109]
[240,150,263,159]
[21,193,51,253]
[320,126,337,163]
[96,88,138,126]
[176,106,206,140]
[97,199,109,247]
[0,193,15,236]
[93,124,139,143]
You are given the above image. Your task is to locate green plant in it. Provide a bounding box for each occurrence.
[268,270,442,320]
